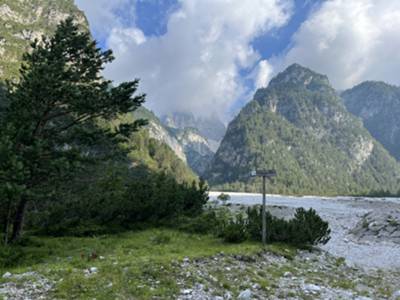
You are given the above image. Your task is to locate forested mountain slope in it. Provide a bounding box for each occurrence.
[342,81,400,161]
[206,64,400,195]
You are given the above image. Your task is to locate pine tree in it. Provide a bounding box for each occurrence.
[0,18,146,243]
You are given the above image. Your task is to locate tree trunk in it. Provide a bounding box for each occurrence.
[3,200,12,245]
[10,197,28,243]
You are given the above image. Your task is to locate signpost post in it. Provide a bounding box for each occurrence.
[250,169,277,245]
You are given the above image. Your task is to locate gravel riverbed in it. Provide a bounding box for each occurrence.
[209,192,400,271]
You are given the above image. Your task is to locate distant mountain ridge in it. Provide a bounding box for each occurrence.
[162,112,226,146]
[206,64,400,195]
[161,112,226,175]
[342,81,400,161]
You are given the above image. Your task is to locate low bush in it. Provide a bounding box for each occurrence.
[217,206,330,246]
[220,214,248,243]
[0,245,25,268]
[290,208,331,245]
[172,208,230,236]
[29,169,209,237]
[217,193,231,204]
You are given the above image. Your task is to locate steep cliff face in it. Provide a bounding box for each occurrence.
[174,128,215,175]
[342,81,400,161]
[0,0,87,81]
[161,112,226,175]
[132,107,187,163]
[133,109,218,176]
[162,112,226,149]
[206,64,400,195]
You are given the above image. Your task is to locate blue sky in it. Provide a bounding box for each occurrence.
[93,0,321,64]
[133,0,320,57]
[251,0,322,58]
[135,0,179,37]
[75,0,400,120]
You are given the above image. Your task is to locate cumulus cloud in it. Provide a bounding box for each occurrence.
[101,0,292,118]
[278,0,400,89]
[74,0,136,41]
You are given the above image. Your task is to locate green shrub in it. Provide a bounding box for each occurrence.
[217,193,231,204]
[0,245,25,268]
[173,208,230,236]
[30,169,209,237]
[246,206,330,246]
[247,207,292,242]
[167,206,330,246]
[220,214,248,243]
[290,208,331,245]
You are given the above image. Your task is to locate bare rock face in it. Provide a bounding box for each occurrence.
[350,210,400,244]
[13,29,43,41]
[0,0,88,81]
[0,4,24,23]
[350,137,374,171]
[146,120,187,163]
[161,112,226,175]
[162,112,226,145]
[342,81,400,161]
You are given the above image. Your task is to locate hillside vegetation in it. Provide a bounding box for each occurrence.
[0,0,87,80]
[206,64,400,195]
[342,81,400,161]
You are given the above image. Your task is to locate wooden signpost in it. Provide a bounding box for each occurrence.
[250,169,277,245]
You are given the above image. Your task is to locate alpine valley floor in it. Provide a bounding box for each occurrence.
[209,192,400,270]
[0,195,399,299]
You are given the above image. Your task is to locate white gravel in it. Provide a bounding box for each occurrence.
[209,192,400,271]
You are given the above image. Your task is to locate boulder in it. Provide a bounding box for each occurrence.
[238,289,252,300]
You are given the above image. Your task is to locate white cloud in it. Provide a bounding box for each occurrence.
[101,0,292,118]
[278,0,400,90]
[107,28,146,53]
[74,0,136,40]
[254,60,274,88]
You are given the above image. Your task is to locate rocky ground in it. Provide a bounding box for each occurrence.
[0,272,52,300]
[350,207,400,244]
[210,192,400,270]
[2,249,399,300]
[176,250,400,300]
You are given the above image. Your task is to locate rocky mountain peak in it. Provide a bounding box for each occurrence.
[206,65,400,195]
[268,63,331,91]
[161,111,226,144]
